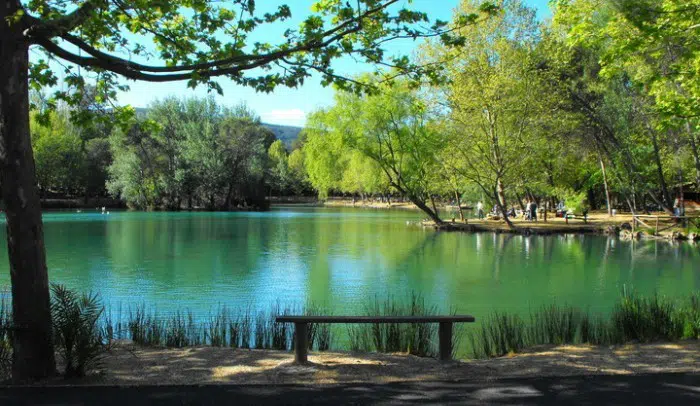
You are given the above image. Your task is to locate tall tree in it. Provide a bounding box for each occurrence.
[432,0,543,228]
[306,80,445,223]
[1,0,493,381]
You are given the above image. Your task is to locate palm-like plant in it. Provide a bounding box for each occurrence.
[50,284,105,378]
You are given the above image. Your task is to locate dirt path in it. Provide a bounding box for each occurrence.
[42,341,700,386]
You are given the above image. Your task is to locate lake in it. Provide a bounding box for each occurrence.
[0,206,698,328]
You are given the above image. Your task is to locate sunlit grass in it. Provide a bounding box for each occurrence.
[469,289,700,359]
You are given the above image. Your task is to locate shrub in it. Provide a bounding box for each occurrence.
[50,284,105,378]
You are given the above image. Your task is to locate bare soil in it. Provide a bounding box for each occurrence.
[43,341,700,386]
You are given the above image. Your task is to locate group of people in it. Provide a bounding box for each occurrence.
[475,200,539,221]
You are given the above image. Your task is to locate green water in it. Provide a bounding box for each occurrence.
[0,206,698,321]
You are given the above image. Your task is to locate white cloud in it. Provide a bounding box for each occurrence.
[261,108,306,126]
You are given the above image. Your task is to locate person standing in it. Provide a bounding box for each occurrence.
[525,201,532,221]
[477,201,484,219]
[674,197,681,217]
[530,200,538,222]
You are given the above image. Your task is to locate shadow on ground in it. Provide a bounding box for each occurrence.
[54,341,700,385]
[0,372,698,405]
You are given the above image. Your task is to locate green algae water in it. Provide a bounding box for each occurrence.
[0,206,698,327]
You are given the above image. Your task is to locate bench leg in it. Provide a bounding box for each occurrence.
[438,322,453,361]
[294,322,308,363]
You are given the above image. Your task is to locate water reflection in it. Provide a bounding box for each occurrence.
[0,208,697,321]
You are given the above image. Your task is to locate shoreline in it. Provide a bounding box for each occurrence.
[421,218,700,242]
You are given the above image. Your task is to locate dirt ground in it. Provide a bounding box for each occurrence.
[44,341,700,386]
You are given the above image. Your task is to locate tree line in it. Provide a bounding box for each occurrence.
[29,95,311,210]
[292,0,700,226]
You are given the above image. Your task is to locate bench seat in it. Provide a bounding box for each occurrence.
[276,314,475,363]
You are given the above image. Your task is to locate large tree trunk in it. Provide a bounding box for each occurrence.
[0,8,56,382]
[409,195,441,225]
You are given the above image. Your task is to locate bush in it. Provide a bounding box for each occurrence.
[51,284,105,378]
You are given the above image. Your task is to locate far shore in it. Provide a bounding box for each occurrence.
[323,199,700,240]
[19,341,700,386]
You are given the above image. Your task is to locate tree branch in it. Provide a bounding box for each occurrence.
[25,0,104,38]
[35,37,276,82]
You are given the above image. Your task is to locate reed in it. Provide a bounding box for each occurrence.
[0,296,12,377]
[611,288,684,343]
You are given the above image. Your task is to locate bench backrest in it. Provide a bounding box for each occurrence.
[276,315,475,323]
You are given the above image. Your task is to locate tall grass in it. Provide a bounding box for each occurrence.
[96,290,700,360]
[685,294,700,339]
[346,293,440,357]
[3,287,699,376]
[470,289,700,359]
[0,297,12,378]
[612,288,684,343]
[305,305,333,351]
[118,303,296,350]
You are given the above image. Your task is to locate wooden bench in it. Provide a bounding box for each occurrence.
[564,212,588,224]
[276,315,475,363]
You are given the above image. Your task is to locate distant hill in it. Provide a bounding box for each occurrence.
[132,107,302,148]
[262,123,302,148]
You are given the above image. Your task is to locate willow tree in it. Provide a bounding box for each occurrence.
[306,81,446,223]
[0,0,494,381]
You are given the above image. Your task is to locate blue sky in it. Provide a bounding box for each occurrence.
[104,1,552,127]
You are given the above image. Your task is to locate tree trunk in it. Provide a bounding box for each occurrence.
[454,190,464,222]
[414,199,441,224]
[686,120,700,190]
[496,180,515,229]
[543,200,547,222]
[429,195,439,219]
[224,182,234,210]
[515,193,525,211]
[649,131,673,213]
[626,196,637,215]
[0,8,56,382]
[599,152,612,216]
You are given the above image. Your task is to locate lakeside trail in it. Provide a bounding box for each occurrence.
[22,341,700,386]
